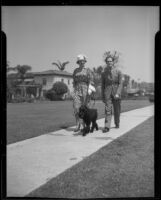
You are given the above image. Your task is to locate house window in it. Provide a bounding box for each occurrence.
[68,79,70,85]
[61,78,64,83]
[42,78,47,85]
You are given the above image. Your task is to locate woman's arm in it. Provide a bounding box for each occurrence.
[87,68,94,85]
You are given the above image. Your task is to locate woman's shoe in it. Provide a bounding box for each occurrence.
[74,126,80,132]
[115,124,119,128]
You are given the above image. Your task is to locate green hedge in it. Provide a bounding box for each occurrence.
[52,81,68,95]
[9,97,35,103]
[45,90,63,101]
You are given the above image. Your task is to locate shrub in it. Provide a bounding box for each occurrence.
[45,90,63,101]
[45,90,55,100]
[94,85,102,100]
[10,96,35,103]
[52,81,68,95]
[64,93,73,101]
[122,96,149,100]
[26,87,37,97]
[149,94,154,102]
[10,97,26,103]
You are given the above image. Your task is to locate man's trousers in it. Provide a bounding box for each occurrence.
[104,97,121,128]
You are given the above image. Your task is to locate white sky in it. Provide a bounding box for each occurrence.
[2,6,159,82]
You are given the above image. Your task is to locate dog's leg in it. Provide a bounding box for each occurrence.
[83,124,90,136]
[87,120,91,134]
[82,126,87,136]
[95,122,99,131]
[90,121,95,133]
[87,125,90,133]
[79,118,85,132]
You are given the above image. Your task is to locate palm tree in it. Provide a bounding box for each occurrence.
[52,60,69,71]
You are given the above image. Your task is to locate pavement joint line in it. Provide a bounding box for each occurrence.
[7,105,154,197]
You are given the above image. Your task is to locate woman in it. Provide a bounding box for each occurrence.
[72,54,94,132]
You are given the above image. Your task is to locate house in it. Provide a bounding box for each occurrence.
[7,70,74,98]
[33,70,73,97]
[7,72,42,98]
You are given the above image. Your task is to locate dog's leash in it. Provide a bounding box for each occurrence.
[85,82,96,109]
[90,93,96,108]
[80,69,96,109]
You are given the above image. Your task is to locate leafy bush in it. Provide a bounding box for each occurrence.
[45,90,63,101]
[45,90,55,100]
[26,87,37,97]
[122,96,149,100]
[10,97,26,103]
[52,81,68,95]
[10,96,35,103]
[94,86,102,100]
[149,94,154,102]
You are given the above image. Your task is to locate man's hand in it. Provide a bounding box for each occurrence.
[115,94,120,99]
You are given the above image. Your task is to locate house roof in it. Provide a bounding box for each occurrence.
[7,73,34,79]
[33,70,73,77]
[7,70,73,79]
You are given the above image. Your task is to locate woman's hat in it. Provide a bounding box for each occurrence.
[76,54,87,63]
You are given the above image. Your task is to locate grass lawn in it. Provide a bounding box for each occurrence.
[7,100,153,144]
[26,116,154,198]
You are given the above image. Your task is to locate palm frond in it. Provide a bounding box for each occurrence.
[62,61,69,66]
[61,61,69,70]
[52,62,61,70]
[52,62,60,68]
[52,60,69,71]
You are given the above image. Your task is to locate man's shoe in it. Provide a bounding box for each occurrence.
[102,127,110,133]
[115,124,119,128]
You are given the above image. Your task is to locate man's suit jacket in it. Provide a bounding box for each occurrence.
[101,67,123,101]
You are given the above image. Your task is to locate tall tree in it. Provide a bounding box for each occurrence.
[122,74,130,98]
[7,61,17,101]
[13,65,32,97]
[123,74,130,87]
[52,60,69,71]
[14,65,32,83]
[92,65,104,87]
[7,61,16,74]
[96,66,103,76]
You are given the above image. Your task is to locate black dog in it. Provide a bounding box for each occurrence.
[78,105,98,136]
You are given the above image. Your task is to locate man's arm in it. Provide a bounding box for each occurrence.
[101,73,105,101]
[116,70,123,96]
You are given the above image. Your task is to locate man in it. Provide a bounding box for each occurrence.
[101,51,123,133]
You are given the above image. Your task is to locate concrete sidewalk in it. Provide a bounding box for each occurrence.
[7,105,154,197]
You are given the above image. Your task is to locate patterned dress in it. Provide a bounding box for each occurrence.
[72,67,93,117]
